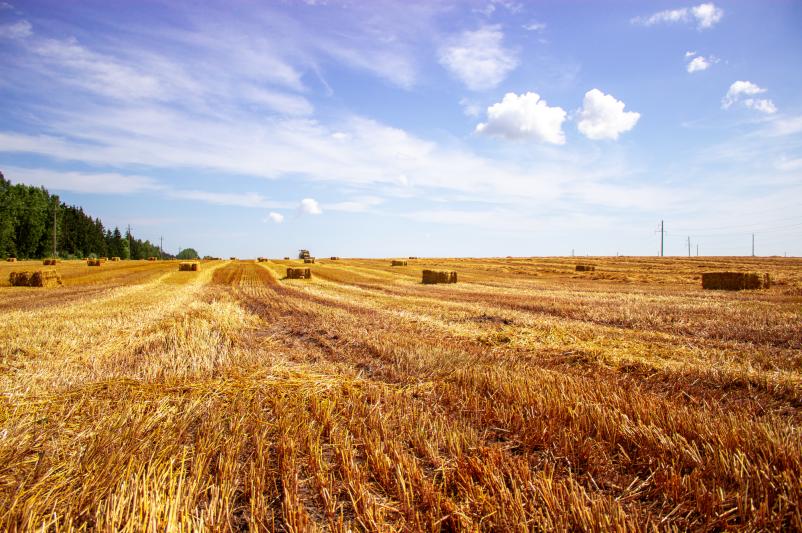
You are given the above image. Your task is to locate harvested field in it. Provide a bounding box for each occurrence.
[0,256,800,531]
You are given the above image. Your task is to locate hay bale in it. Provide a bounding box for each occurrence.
[10,270,62,287]
[111,257,120,261]
[330,256,339,260]
[230,257,237,260]
[283,257,290,260]
[576,264,595,272]
[257,257,268,262]
[702,272,770,291]
[286,267,311,279]
[87,259,102,266]
[409,256,418,259]
[178,261,199,271]
[391,260,407,266]
[304,258,315,264]
[99,257,108,261]
[422,269,457,284]
[43,259,57,266]
[147,257,157,261]
[6,257,17,262]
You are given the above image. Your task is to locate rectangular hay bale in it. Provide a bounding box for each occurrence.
[111,257,120,261]
[10,270,62,287]
[576,264,595,272]
[702,272,770,291]
[286,267,311,279]
[179,262,200,271]
[422,269,457,284]
[147,257,157,261]
[391,260,408,266]
[304,258,315,264]
[87,259,102,266]
[6,258,17,262]
[43,259,57,266]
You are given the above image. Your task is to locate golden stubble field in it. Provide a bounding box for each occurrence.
[0,256,800,531]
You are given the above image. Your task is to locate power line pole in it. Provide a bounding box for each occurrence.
[160,236,163,260]
[696,244,699,257]
[52,196,58,259]
[751,233,755,257]
[687,236,691,257]
[126,224,131,260]
[660,220,664,257]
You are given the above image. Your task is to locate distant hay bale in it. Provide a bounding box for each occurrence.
[43,259,57,266]
[10,270,62,288]
[702,272,770,291]
[87,259,102,266]
[330,256,339,260]
[230,257,237,260]
[6,258,17,262]
[147,257,157,261]
[99,257,108,261]
[257,257,268,262]
[111,257,120,261]
[422,269,457,284]
[179,261,200,271]
[576,264,595,272]
[391,260,407,266]
[286,267,311,279]
[304,258,315,264]
[408,256,418,259]
[283,257,290,260]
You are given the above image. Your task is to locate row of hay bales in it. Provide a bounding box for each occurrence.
[9,270,62,288]
[179,262,200,271]
[391,260,407,266]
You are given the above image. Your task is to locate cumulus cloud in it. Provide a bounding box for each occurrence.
[438,25,518,91]
[633,3,723,30]
[722,81,776,113]
[475,92,566,144]
[686,54,718,73]
[267,212,284,223]
[300,197,322,214]
[576,89,640,141]
[0,19,31,39]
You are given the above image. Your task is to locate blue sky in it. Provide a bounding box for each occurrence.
[1,0,801,258]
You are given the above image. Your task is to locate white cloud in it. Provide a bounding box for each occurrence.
[691,3,724,28]
[0,19,31,39]
[523,21,546,32]
[326,196,384,213]
[686,54,718,73]
[170,190,285,209]
[721,81,776,113]
[633,3,723,30]
[459,97,481,117]
[476,92,567,144]
[576,89,640,141]
[438,25,518,91]
[2,166,163,194]
[300,198,322,214]
[244,87,313,116]
[267,212,284,223]
[685,50,697,58]
[744,98,777,114]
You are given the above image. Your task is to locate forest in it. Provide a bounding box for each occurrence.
[0,171,175,260]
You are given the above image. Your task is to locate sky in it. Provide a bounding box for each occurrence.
[1,0,801,258]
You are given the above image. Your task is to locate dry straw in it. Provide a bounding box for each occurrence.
[286,267,312,279]
[702,272,770,290]
[391,260,408,266]
[9,270,62,287]
[422,269,458,284]
[178,262,200,272]
[576,265,595,272]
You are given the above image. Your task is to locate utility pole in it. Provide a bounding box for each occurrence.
[571,249,574,257]
[659,220,664,257]
[687,236,691,257]
[160,236,163,260]
[126,224,131,260]
[696,244,699,257]
[52,196,58,259]
[751,233,755,257]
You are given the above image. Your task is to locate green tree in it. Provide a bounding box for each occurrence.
[176,248,200,260]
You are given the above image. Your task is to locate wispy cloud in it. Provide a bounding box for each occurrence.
[438,25,518,91]
[633,3,724,30]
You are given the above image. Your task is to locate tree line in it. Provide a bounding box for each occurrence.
[0,171,177,260]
